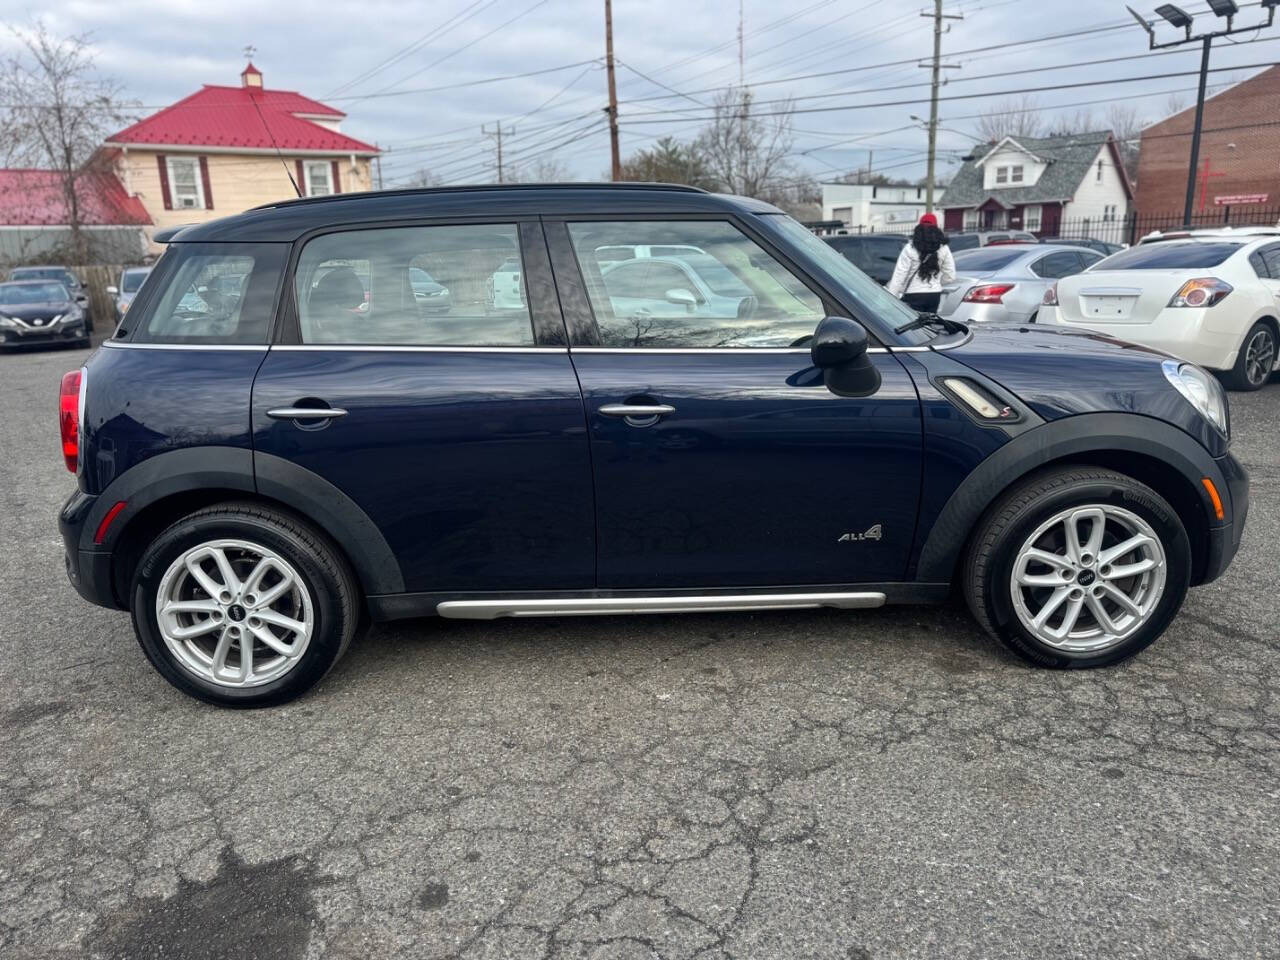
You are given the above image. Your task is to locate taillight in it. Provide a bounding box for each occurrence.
[59,369,82,473]
[963,283,1015,304]
[1043,282,1059,306]
[1168,277,1232,308]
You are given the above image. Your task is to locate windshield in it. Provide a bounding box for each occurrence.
[766,214,926,343]
[0,282,69,303]
[121,270,149,293]
[1104,242,1241,269]
[954,248,1026,271]
[12,268,71,284]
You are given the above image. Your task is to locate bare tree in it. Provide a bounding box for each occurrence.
[507,155,573,183]
[1164,92,1188,117]
[974,94,1046,143]
[697,87,796,202]
[618,136,717,189]
[1105,103,1145,181]
[401,167,443,188]
[0,22,134,264]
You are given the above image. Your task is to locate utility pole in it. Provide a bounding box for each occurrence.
[1126,2,1276,226]
[737,0,748,193]
[482,123,515,183]
[921,1,963,213]
[374,150,383,190]
[605,0,621,180]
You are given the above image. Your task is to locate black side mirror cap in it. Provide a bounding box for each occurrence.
[810,316,881,398]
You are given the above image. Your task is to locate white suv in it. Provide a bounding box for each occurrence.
[1040,231,1280,390]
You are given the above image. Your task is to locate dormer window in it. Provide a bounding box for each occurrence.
[996,167,1008,184]
[1010,165,1023,183]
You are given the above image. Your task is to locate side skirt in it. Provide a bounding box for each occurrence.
[367,583,951,622]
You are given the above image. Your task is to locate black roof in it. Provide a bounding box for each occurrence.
[157,183,782,244]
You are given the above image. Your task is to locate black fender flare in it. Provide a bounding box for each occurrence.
[82,446,404,596]
[914,412,1227,583]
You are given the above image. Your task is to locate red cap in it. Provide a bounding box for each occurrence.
[919,213,939,228]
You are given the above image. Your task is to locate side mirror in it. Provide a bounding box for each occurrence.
[106,286,118,296]
[665,288,698,310]
[810,316,881,398]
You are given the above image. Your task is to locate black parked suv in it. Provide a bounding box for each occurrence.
[58,184,1248,706]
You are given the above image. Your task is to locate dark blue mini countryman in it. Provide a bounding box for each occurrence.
[57,185,1249,706]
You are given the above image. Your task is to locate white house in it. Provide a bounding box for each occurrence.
[939,131,1132,238]
[820,182,945,233]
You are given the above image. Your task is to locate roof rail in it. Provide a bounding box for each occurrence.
[250,181,709,212]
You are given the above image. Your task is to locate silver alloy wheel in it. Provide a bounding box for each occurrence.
[156,538,314,688]
[1245,327,1276,386]
[1009,504,1167,654]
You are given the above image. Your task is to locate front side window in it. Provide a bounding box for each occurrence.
[305,162,331,197]
[129,242,285,344]
[567,219,827,349]
[294,223,533,346]
[167,157,203,209]
[1260,243,1280,279]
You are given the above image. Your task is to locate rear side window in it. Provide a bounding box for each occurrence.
[1105,242,1241,269]
[953,248,1024,271]
[294,224,533,346]
[129,242,286,344]
[1031,251,1083,279]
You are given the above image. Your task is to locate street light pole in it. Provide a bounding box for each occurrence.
[1182,35,1212,225]
[1126,2,1276,226]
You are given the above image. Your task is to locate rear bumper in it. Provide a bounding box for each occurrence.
[59,490,124,610]
[1037,307,1239,371]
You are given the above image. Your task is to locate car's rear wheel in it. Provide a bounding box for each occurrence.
[963,467,1191,668]
[130,502,361,707]
[1224,320,1276,391]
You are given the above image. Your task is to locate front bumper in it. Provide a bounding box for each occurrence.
[0,320,87,347]
[59,490,124,609]
[1201,451,1249,584]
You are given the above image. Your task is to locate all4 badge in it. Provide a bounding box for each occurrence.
[838,524,883,543]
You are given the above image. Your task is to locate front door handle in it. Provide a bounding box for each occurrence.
[267,406,348,420]
[599,403,676,418]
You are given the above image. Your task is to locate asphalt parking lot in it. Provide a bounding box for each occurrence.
[1,339,1277,960]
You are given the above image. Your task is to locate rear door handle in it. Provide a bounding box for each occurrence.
[267,406,348,420]
[599,403,676,418]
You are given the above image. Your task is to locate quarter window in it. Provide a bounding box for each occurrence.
[294,224,534,346]
[130,243,285,344]
[304,162,332,197]
[1259,244,1280,279]
[167,157,204,209]
[567,220,825,348]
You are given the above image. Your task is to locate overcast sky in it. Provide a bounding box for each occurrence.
[2,0,1276,186]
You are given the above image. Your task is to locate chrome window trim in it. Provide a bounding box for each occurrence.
[272,344,568,353]
[102,340,267,351]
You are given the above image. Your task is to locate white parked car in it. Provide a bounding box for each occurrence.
[1040,231,1280,390]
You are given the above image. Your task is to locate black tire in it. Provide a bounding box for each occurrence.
[962,467,1191,669]
[1223,320,1277,391]
[130,502,362,707]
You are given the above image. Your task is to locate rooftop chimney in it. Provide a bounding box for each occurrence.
[241,62,263,88]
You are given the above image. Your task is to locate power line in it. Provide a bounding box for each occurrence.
[620,59,1279,123]
[327,60,600,103]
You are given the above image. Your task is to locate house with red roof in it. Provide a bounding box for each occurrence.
[104,63,380,246]
[0,167,152,265]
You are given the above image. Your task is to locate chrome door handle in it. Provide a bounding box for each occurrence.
[599,403,676,418]
[267,406,348,420]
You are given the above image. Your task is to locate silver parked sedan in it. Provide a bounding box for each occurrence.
[937,244,1104,324]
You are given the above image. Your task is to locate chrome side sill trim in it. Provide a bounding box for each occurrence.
[436,591,886,620]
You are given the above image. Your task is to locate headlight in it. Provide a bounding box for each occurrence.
[1162,360,1229,437]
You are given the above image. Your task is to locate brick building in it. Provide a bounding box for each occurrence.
[1135,65,1280,217]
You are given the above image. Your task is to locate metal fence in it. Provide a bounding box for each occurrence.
[842,206,1280,245]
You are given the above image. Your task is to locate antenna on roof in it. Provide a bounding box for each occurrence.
[245,80,302,198]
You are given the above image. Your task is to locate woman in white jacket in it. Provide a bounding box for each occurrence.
[886,213,956,313]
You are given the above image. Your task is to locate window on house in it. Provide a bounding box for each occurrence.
[996,166,1008,184]
[963,209,979,230]
[1103,204,1116,222]
[305,162,332,197]
[167,157,203,209]
[1010,165,1024,183]
[1097,160,1104,182]
[1024,205,1042,232]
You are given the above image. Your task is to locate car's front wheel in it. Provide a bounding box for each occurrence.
[963,467,1191,668]
[130,502,361,706]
